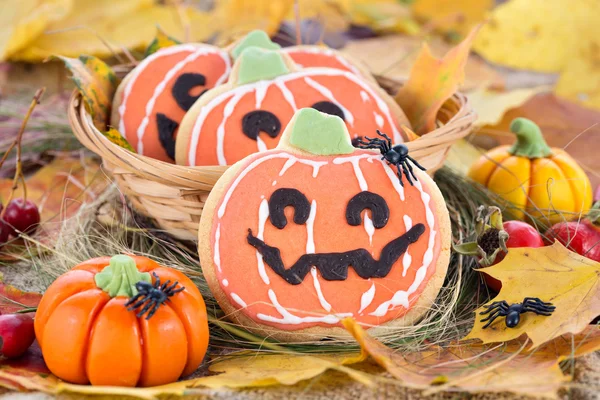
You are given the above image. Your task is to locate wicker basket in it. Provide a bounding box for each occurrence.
[68,77,476,241]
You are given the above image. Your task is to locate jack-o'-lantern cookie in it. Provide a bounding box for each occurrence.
[198,108,451,341]
[229,30,373,81]
[111,44,231,162]
[176,47,408,166]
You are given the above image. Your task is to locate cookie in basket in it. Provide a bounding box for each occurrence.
[176,47,408,166]
[229,30,373,80]
[111,44,231,162]
[198,108,451,341]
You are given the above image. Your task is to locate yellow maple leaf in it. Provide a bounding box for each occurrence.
[473,0,600,73]
[9,2,214,61]
[52,55,117,130]
[411,0,493,38]
[396,24,481,135]
[343,318,600,397]
[0,0,72,60]
[555,47,600,110]
[468,87,546,127]
[465,241,600,347]
[144,26,181,57]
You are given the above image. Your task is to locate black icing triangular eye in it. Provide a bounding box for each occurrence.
[311,101,345,121]
[242,110,281,141]
[346,191,389,229]
[172,73,207,111]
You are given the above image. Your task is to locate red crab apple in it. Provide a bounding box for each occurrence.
[454,207,544,292]
[545,202,600,262]
[3,198,40,236]
[0,314,35,358]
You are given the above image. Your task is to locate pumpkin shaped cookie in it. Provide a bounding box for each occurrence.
[176,47,408,166]
[229,30,372,80]
[111,44,231,162]
[198,109,450,341]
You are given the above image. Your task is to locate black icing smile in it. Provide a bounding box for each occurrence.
[247,224,425,285]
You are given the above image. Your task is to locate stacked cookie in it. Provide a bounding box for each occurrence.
[111,30,410,166]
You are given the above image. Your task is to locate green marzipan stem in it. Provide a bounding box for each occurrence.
[508,117,553,159]
[94,255,152,298]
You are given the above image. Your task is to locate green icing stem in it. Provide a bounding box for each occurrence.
[231,30,281,60]
[94,255,151,298]
[288,108,355,156]
[508,117,553,158]
[237,47,290,85]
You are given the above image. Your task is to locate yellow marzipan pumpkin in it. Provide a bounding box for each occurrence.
[468,118,592,223]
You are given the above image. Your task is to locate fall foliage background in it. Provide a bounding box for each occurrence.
[0,0,599,399]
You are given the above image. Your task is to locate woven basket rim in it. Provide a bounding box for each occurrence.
[68,78,476,188]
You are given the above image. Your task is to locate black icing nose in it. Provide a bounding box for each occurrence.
[242,110,281,141]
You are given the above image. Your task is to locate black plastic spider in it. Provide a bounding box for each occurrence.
[480,297,555,329]
[125,272,185,320]
[355,130,426,187]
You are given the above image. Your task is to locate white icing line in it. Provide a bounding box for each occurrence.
[306,200,331,312]
[364,213,375,246]
[360,90,370,103]
[279,158,296,176]
[370,177,436,317]
[311,268,332,312]
[358,282,376,314]
[272,180,277,186]
[304,77,354,127]
[380,159,405,201]
[256,136,268,152]
[214,223,221,272]
[118,45,198,137]
[275,81,298,112]
[333,153,377,191]
[217,90,245,165]
[402,215,413,277]
[188,68,401,165]
[256,199,271,285]
[222,279,229,287]
[231,293,248,308]
[136,47,231,154]
[257,289,351,325]
[255,81,268,108]
[374,112,384,128]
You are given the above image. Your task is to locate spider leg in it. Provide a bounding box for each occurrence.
[401,161,414,186]
[405,160,418,183]
[146,303,161,320]
[480,301,509,314]
[169,286,185,296]
[124,293,143,307]
[127,297,149,311]
[480,308,506,323]
[406,155,426,171]
[376,130,392,151]
[522,304,555,314]
[481,311,503,329]
[136,300,157,319]
[523,297,554,307]
[395,164,405,187]
[160,279,172,291]
[522,307,554,316]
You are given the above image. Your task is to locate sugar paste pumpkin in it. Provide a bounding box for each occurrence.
[198,109,450,341]
[176,47,408,166]
[34,255,209,387]
[111,43,231,162]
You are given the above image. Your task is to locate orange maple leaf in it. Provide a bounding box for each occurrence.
[396,24,481,135]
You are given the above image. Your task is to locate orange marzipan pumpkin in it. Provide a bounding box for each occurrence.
[34,255,208,387]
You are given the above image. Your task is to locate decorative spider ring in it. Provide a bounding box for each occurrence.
[355,130,426,187]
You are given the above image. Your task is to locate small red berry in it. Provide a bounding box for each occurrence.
[3,198,40,236]
[0,314,35,358]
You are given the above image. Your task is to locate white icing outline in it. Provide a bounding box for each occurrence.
[256,199,270,285]
[358,282,376,314]
[402,215,413,277]
[188,68,402,166]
